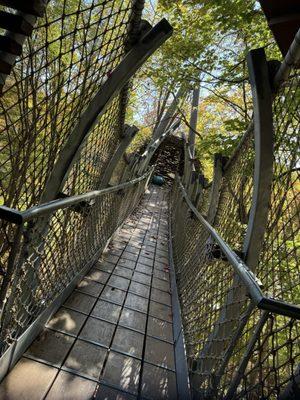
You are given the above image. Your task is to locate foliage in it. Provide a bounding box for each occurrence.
[128,0,281,178]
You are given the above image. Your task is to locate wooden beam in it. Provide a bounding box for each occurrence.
[0,0,47,17]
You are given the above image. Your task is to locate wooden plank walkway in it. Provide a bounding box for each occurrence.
[0,186,179,400]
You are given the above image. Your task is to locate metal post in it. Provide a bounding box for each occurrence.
[188,87,200,158]
[243,48,274,271]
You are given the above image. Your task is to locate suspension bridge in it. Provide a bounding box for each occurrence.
[0,1,298,399]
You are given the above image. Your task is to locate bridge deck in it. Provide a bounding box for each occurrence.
[0,186,178,400]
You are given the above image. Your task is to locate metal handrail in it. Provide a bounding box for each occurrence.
[0,169,153,224]
[176,177,300,320]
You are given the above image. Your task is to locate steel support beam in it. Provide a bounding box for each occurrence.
[0,1,47,17]
[243,48,274,270]
[216,48,274,396]
[0,1,48,90]
[188,87,200,158]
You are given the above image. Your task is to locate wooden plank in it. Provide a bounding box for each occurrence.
[0,11,34,35]
[0,59,12,75]
[0,36,22,55]
[259,0,300,56]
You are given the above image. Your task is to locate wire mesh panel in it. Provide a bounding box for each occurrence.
[0,0,134,210]
[231,313,299,399]
[63,95,124,195]
[0,0,153,364]
[217,306,264,397]
[0,174,148,356]
[257,65,300,304]
[171,48,299,400]
[171,181,250,397]
[0,0,143,308]
[214,133,254,252]
[171,131,256,397]
[229,63,300,400]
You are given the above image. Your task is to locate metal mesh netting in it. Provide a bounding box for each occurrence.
[257,65,300,304]
[230,313,299,399]
[0,174,148,355]
[63,95,124,195]
[171,57,299,399]
[171,132,255,396]
[214,132,254,250]
[0,0,142,292]
[229,65,300,399]
[0,0,133,209]
[171,181,250,397]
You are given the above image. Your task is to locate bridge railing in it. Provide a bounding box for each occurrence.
[171,30,300,399]
[0,168,152,380]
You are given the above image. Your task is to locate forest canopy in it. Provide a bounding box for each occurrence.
[128,0,280,177]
